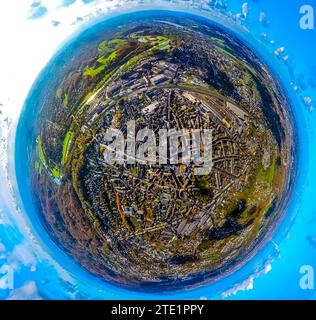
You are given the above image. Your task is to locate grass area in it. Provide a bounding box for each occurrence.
[94,71,115,92]
[157,36,168,42]
[241,154,276,196]
[61,131,73,166]
[217,46,258,76]
[36,135,46,166]
[249,125,258,137]
[97,41,108,54]
[130,167,139,177]
[241,61,258,78]
[197,239,213,251]
[63,93,69,108]
[84,51,118,77]
[240,167,258,198]
[80,70,114,106]
[211,37,226,47]
[258,155,276,185]
[34,161,44,174]
[51,166,61,179]
[36,135,62,181]
[156,40,171,50]
[97,51,118,64]
[81,92,94,105]
[241,71,259,95]
[242,73,252,85]
[83,65,106,77]
[108,38,126,46]
[35,161,40,170]
[89,38,130,77]
[121,54,143,72]
[142,35,169,43]
[210,252,222,263]
[195,177,210,190]
[56,87,63,99]
[98,39,126,54]
[217,47,236,60]
[62,131,73,166]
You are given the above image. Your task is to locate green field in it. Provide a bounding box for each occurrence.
[258,156,276,185]
[51,166,61,179]
[62,131,73,166]
[84,51,118,77]
[97,39,126,55]
[37,135,47,166]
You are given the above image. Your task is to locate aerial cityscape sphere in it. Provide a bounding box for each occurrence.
[16,11,295,291]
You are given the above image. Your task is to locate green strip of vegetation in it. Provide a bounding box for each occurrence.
[83,65,106,77]
[63,93,69,108]
[97,51,118,65]
[98,39,126,54]
[108,38,126,46]
[37,135,46,166]
[259,156,276,185]
[34,161,40,171]
[62,131,73,166]
[84,51,118,77]
[51,166,61,179]
[249,125,258,137]
[98,41,108,54]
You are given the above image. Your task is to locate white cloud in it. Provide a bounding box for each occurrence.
[221,263,273,299]
[0,242,5,252]
[8,241,38,272]
[7,281,43,300]
[0,0,126,122]
[242,2,249,19]
[0,209,8,225]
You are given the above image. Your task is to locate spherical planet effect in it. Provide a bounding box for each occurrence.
[16,11,295,292]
